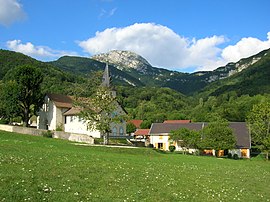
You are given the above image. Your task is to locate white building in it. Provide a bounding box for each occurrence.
[37,64,127,138]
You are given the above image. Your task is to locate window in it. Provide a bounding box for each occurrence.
[119,127,124,136]
[112,127,117,136]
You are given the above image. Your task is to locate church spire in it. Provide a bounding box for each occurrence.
[101,63,116,97]
[101,63,110,87]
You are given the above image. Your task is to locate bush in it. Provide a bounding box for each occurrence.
[194,150,200,156]
[0,119,9,124]
[42,130,53,138]
[56,124,63,131]
[169,145,176,152]
[233,153,239,160]
[94,138,103,144]
[228,153,232,159]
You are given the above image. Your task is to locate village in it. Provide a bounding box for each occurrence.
[21,65,250,159]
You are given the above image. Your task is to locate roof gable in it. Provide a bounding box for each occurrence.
[128,120,143,128]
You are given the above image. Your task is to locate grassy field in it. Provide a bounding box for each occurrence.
[0,131,270,202]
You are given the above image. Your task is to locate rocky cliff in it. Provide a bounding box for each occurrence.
[92,50,152,73]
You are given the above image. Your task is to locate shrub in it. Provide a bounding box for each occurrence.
[94,138,103,144]
[148,144,154,148]
[169,145,176,152]
[42,130,53,138]
[0,119,8,124]
[233,153,239,160]
[194,150,200,156]
[228,153,232,159]
[56,124,63,131]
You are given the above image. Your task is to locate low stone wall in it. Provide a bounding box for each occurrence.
[0,124,47,136]
[54,131,94,144]
[0,124,94,144]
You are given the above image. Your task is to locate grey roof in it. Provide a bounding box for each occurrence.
[149,122,250,149]
[150,123,205,134]
[228,122,250,149]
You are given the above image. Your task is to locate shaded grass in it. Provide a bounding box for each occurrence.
[0,130,270,201]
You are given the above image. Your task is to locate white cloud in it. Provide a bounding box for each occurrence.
[0,0,26,26]
[6,40,77,61]
[221,32,270,62]
[78,23,270,72]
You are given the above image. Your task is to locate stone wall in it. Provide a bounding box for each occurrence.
[54,131,94,144]
[0,124,94,144]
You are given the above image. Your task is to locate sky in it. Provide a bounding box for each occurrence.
[0,0,270,72]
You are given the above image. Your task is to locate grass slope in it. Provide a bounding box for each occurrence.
[0,131,269,201]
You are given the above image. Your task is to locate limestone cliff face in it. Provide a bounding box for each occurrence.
[92,50,152,73]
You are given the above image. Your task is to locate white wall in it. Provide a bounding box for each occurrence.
[64,116,101,138]
[150,134,170,151]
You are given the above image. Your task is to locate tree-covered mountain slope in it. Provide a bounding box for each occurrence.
[0,49,82,94]
[90,49,270,95]
[197,48,270,98]
[1,48,269,97]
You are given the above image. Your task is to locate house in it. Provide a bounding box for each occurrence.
[149,122,251,158]
[37,64,127,138]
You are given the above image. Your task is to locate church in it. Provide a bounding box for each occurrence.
[37,64,127,138]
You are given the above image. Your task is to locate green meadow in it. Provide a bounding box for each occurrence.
[0,131,269,202]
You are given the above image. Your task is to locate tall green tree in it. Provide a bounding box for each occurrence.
[170,128,200,154]
[200,121,236,156]
[247,102,270,160]
[77,86,126,144]
[126,122,137,135]
[0,65,44,127]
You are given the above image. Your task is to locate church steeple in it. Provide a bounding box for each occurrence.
[101,63,110,87]
[101,63,116,97]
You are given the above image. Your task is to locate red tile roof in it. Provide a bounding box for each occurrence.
[163,120,191,123]
[134,129,150,136]
[128,120,143,128]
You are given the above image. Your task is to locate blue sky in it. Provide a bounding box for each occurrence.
[1,0,270,72]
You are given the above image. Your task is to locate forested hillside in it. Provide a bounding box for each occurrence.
[0,48,269,124]
[0,49,83,94]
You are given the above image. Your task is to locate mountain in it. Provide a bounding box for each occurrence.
[1,48,269,97]
[90,49,270,95]
[198,48,270,97]
[49,56,144,87]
